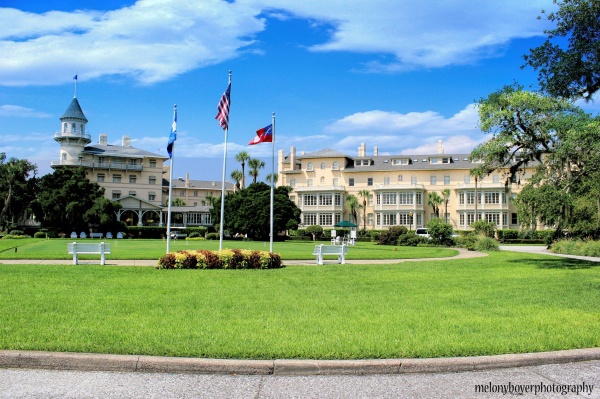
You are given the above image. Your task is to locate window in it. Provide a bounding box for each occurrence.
[319,214,333,226]
[382,193,396,205]
[335,194,342,206]
[289,195,296,204]
[62,122,67,133]
[320,176,325,184]
[444,174,450,185]
[320,162,326,169]
[486,213,500,225]
[112,191,121,199]
[398,193,413,205]
[180,189,185,196]
[148,192,156,201]
[307,179,313,187]
[416,193,422,205]
[290,179,296,188]
[149,176,156,185]
[303,214,317,225]
[193,190,198,197]
[511,213,518,224]
[113,174,121,183]
[430,157,438,164]
[464,175,470,184]
[493,174,499,184]
[332,161,339,170]
[129,175,137,184]
[460,213,465,226]
[333,178,339,186]
[149,159,156,168]
[367,177,373,186]
[367,213,374,225]
[382,213,396,226]
[384,176,390,185]
[61,153,67,161]
[129,159,136,166]
[368,195,373,206]
[430,175,437,185]
[411,176,417,184]
[467,192,475,205]
[97,174,105,182]
[459,192,465,205]
[129,191,136,196]
[319,194,333,206]
[484,192,500,204]
[398,175,403,182]
[349,178,354,187]
[307,162,313,171]
[303,194,317,206]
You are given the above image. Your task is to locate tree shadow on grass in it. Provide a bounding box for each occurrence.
[512,256,600,270]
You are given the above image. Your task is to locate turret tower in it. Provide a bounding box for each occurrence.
[52,95,90,168]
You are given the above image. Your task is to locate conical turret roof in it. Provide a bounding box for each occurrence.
[60,97,88,122]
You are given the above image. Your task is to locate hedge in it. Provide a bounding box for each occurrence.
[157,249,282,270]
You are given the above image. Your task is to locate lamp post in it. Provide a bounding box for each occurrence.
[409,212,413,232]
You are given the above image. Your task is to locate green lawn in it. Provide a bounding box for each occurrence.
[0,238,458,260]
[1,251,598,360]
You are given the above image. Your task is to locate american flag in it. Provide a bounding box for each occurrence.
[215,83,231,130]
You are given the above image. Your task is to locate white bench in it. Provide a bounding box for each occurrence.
[312,244,349,265]
[68,242,111,265]
[170,232,187,239]
[90,232,103,239]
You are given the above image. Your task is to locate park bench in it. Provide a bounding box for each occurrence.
[312,244,349,265]
[67,242,111,265]
[170,232,187,239]
[90,232,103,239]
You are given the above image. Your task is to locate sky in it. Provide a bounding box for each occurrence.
[1,0,599,183]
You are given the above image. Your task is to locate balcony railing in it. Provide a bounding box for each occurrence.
[374,183,425,190]
[54,131,91,141]
[293,185,346,192]
[51,160,143,171]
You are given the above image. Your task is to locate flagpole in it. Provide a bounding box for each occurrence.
[269,112,275,253]
[219,71,232,251]
[73,73,78,98]
[166,104,177,254]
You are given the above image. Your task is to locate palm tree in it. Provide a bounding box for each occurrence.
[427,192,443,219]
[230,170,243,191]
[346,194,362,225]
[358,189,370,231]
[441,188,451,223]
[248,158,265,184]
[266,173,279,184]
[235,151,250,188]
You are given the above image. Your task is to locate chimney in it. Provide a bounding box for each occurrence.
[438,140,444,154]
[185,172,190,188]
[374,146,378,156]
[358,142,366,157]
[122,135,131,147]
[99,133,108,145]
[290,146,296,170]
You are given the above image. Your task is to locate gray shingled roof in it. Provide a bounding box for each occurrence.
[298,148,351,159]
[84,144,167,159]
[61,98,88,122]
[169,178,234,190]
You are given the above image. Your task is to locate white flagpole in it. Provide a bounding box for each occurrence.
[219,71,232,251]
[166,104,177,254]
[269,112,275,253]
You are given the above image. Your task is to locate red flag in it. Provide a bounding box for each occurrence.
[248,124,273,145]
[215,83,231,130]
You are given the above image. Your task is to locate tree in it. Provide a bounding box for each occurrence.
[441,188,451,223]
[345,194,361,224]
[471,85,600,232]
[0,153,38,231]
[427,192,443,219]
[523,0,600,100]
[209,182,300,240]
[358,189,370,231]
[171,198,186,206]
[235,151,250,188]
[34,167,106,233]
[266,173,279,184]
[426,218,454,246]
[230,170,243,191]
[84,196,123,233]
[248,158,265,184]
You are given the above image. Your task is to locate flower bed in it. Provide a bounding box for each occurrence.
[157,248,282,270]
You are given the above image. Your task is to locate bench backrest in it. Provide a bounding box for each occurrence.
[314,245,348,254]
[68,242,111,253]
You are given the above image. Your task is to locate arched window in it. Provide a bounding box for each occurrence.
[71,123,76,133]
[320,176,325,184]
[320,162,326,169]
[307,162,313,171]
[63,122,67,133]
[332,161,339,170]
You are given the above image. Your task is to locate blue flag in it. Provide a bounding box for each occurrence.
[167,105,177,159]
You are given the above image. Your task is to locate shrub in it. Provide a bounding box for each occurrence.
[497,229,519,240]
[378,226,407,245]
[475,237,500,251]
[156,253,177,269]
[455,235,479,251]
[305,225,324,241]
[470,221,496,238]
[157,249,282,270]
[206,232,219,240]
[426,218,454,246]
[34,232,47,238]
[397,232,429,246]
[9,229,25,236]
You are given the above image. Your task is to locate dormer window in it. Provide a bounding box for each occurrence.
[306,162,314,171]
[332,161,339,170]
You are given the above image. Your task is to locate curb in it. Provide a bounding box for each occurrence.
[1,348,599,376]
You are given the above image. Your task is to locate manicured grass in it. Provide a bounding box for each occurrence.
[0,239,458,260]
[1,251,598,359]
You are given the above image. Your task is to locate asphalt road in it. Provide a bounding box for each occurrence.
[1,360,599,398]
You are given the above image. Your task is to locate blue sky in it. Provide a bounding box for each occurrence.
[1,0,598,182]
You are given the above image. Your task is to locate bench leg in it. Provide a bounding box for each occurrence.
[101,252,105,266]
[73,254,78,265]
[316,254,323,265]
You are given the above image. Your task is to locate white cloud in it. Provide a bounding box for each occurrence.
[0,0,554,86]
[0,104,51,118]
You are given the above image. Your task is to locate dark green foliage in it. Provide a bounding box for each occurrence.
[377,226,407,245]
[454,235,479,251]
[206,233,219,240]
[475,237,500,252]
[397,232,429,246]
[471,220,496,238]
[497,229,519,240]
[426,218,454,246]
[305,225,324,241]
[33,232,46,238]
[0,154,38,231]
[210,183,301,240]
[126,226,169,239]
